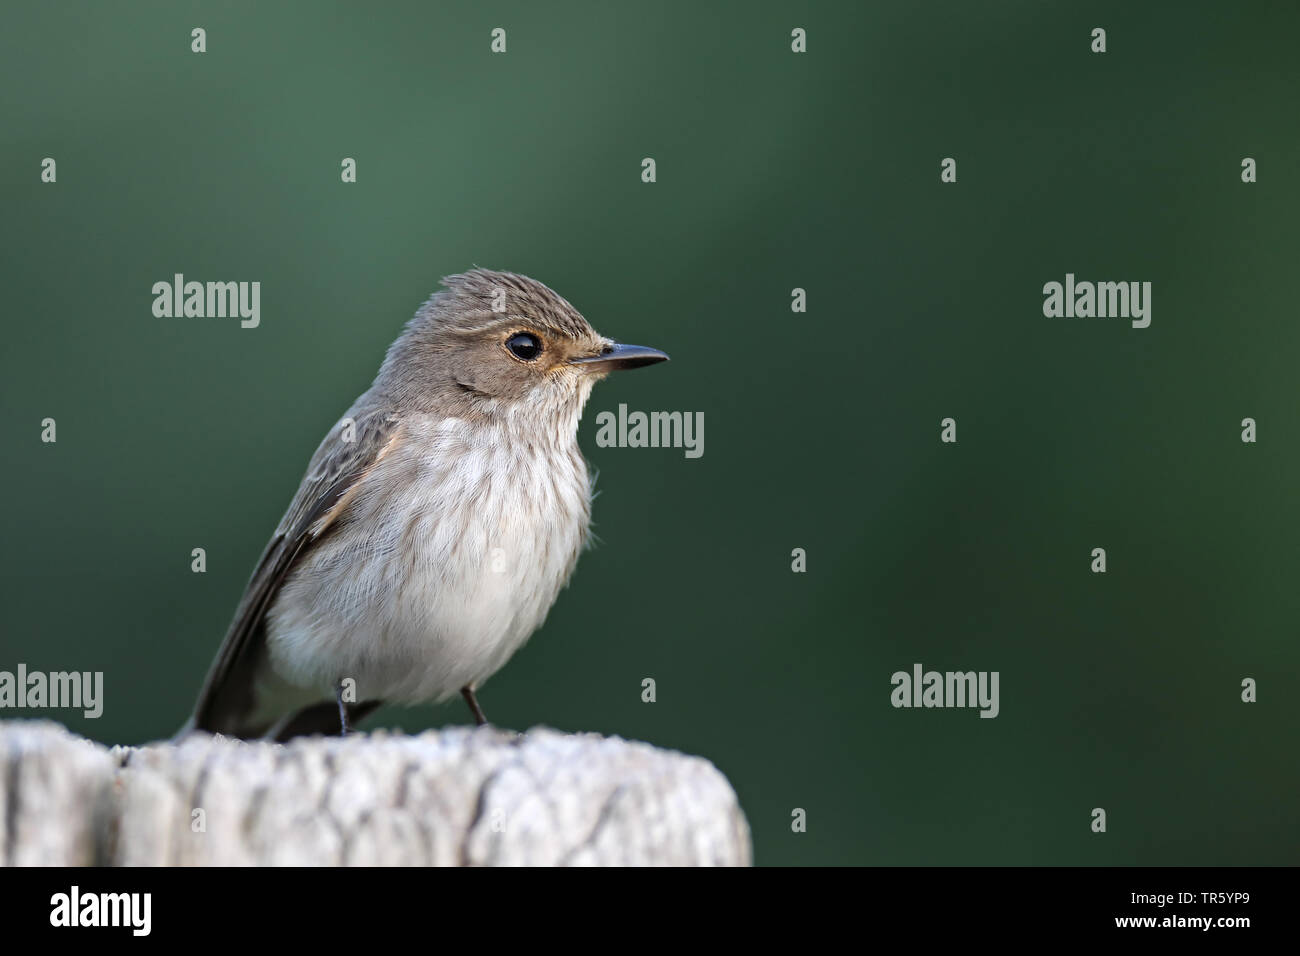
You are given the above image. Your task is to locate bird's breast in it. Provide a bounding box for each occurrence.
[266,416,592,704]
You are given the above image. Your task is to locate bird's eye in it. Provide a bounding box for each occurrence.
[506,332,543,361]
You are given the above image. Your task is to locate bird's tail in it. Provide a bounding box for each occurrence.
[176,700,381,742]
[265,700,383,742]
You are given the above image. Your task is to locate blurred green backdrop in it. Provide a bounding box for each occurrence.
[2,1,1298,865]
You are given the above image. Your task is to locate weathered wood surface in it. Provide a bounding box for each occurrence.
[0,721,751,866]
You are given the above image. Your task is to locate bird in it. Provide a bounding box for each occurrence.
[185,269,668,740]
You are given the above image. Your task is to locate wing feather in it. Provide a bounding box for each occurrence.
[189,409,403,736]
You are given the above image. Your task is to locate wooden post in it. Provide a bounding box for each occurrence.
[0,721,751,866]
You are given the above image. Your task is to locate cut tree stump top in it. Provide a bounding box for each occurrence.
[0,720,751,866]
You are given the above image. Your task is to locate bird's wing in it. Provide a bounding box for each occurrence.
[190,408,405,736]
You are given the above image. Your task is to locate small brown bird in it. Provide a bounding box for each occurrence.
[186,269,667,740]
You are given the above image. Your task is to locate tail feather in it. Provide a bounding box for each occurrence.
[176,699,382,742]
[269,700,383,742]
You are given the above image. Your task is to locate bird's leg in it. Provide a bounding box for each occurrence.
[336,681,350,736]
[461,685,488,726]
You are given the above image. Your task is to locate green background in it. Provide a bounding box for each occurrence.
[2,1,1297,865]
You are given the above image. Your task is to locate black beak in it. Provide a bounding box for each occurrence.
[570,343,670,372]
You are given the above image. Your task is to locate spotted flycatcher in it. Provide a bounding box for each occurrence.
[186,269,667,740]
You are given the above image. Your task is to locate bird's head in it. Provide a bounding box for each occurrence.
[382,269,668,423]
